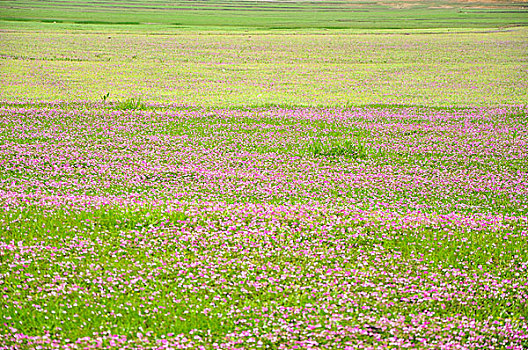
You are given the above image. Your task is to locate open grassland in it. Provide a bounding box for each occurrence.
[0,104,528,349]
[1,1,528,348]
[0,103,527,348]
[1,0,527,29]
[1,27,527,107]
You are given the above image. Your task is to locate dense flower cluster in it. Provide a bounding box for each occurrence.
[0,103,527,349]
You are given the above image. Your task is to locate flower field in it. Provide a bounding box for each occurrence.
[1,29,527,107]
[1,1,528,346]
[1,102,527,348]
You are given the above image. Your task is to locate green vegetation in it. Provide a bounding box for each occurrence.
[116,97,148,110]
[1,27,527,107]
[0,103,527,348]
[307,139,369,159]
[1,1,527,348]
[1,0,527,29]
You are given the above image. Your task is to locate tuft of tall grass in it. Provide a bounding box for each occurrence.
[307,139,369,159]
[116,97,148,110]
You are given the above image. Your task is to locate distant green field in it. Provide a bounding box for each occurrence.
[1,0,527,29]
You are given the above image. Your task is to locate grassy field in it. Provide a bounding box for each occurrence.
[1,1,528,349]
[1,103,527,349]
[1,0,528,29]
[1,28,527,107]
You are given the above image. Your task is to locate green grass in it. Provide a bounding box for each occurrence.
[307,139,370,159]
[0,2,527,347]
[1,0,527,30]
[0,103,526,347]
[2,198,527,341]
[116,97,148,110]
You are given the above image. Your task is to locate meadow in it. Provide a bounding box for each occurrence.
[1,1,528,349]
[1,28,527,107]
[1,0,528,30]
